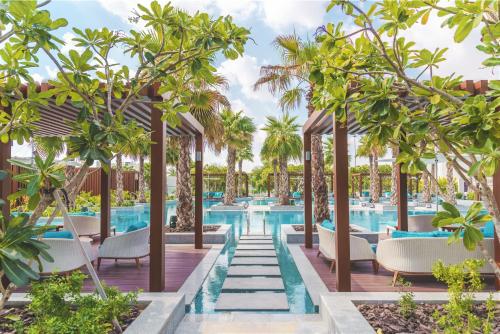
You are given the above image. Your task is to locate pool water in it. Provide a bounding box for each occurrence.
[189,210,316,314]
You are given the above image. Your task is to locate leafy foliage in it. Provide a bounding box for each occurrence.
[25,271,138,334]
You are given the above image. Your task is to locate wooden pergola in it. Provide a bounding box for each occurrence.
[302,80,500,291]
[0,83,205,292]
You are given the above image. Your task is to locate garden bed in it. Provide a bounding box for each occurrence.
[357,302,499,334]
[165,224,231,244]
[0,305,142,333]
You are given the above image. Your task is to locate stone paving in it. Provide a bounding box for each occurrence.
[215,235,289,312]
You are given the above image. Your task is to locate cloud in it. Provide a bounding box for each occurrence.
[45,65,58,79]
[400,15,497,80]
[31,73,44,83]
[60,32,84,55]
[260,0,328,33]
[218,55,276,102]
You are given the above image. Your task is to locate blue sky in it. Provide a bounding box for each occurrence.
[14,0,496,171]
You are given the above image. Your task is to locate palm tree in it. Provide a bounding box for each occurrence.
[221,109,256,205]
[128,131,151,203]
[323,136,334,194]
[236,145,253,197]
[261,114,302,205]
[445,161,457,205]
[254,34,330,221]
[357,136,386,203]
[175,77,230,231]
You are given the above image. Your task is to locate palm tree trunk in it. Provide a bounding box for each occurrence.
[390,145,398,205]
[278,157,289,205]
[176,137,194,231]
[272,159,279,198]
[224,147,236,205]
[423,170,432,203]
[138,155,146,203]
[307,88,330,221]
[237,159,243,198]
[312,135,330,221]
[116,153,124,206]
[372,149,380,203]
[446,161,457,205]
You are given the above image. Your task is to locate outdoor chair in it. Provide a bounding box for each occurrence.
[316,224,378,273]
[386,214,436,235]
[97,226,150,269]
[377,237,494,286]
[35,237,97,275]
[64,215,100,237]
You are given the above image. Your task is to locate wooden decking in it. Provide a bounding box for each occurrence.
[15,245,209,294]
[301,245,496,292]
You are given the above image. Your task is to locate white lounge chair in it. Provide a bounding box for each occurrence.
[35,237,97,275]
[64,215,100,237]
[408,214,435,232]
[316,224,378,273]
[97,227,149,269]
[377,237,494,286]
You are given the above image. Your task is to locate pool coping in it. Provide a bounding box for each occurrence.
[178,244,225,305]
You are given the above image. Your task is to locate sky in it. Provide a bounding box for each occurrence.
[12,0,497,171]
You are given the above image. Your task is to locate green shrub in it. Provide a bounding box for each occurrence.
[432,259,495,334]
[455,192,463,199]
[25,271,137,334]
[396,278,416,319]
[466,192,476,200]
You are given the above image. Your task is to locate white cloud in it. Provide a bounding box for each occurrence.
[400,15,497,80]
[260,0,328,33]
[214,0,258,20]
[218,55,276,102]
[45,65,58,79]
[60,32,84,55]
[31,73,44,83]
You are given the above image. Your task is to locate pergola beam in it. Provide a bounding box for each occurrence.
[149,105,166,292]
[304,131,312,249]
[396,163,408,231]
[194,134,203,249]
[333,117,351,292]
[100,165,111,243]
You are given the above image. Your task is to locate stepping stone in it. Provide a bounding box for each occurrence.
[240,235,272,240]
[215,292,289,311]
[237,244,274,250]
[234,250,276,257]
[238,239,273,244]
[231,257,279,266]
[221,277,284,291]
[227,265,281,277]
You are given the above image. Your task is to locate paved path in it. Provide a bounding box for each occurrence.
[215,235,290,312]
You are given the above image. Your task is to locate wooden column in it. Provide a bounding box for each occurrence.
[493,170,500,290]
[396,164,408,231]
[333,117,351,292]
[194,134,203,249]
[100,166,111,243]
[304,131,312,248]
[149,105,166,292]
[0,140,11,219]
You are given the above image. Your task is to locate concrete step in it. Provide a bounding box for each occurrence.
[221,277,285,291]
[240,235,272,240]
[215,292,289,311]
[227,265,281,277]
[237,244,275,250]
[238,239,273,244]
[234,250,276,257]
[231,257,279,266]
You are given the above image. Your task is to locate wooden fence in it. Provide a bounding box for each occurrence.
[10,166,138,196]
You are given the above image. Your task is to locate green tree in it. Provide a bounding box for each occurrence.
[254,34,330,221]
[220,109,256,205]
[356,136,386,202]
[313,0,500,277]
[236,145,253,197]
[261,114,302,205]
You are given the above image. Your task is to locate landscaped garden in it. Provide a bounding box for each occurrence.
[0,0,499,333]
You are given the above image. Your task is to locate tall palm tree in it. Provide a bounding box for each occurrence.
[254,34,330,221]
[236,145,253,197]
[445,161,457,205]
[128,130,151,203]
[261,114,302,205]
[323,137,334,194]
[390,145,399,205]
[175,77,230,231]
[221,109,256,205]
[357,136,386,203]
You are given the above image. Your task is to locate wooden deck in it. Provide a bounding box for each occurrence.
[301,245,496,292]
[15,245,209,293]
